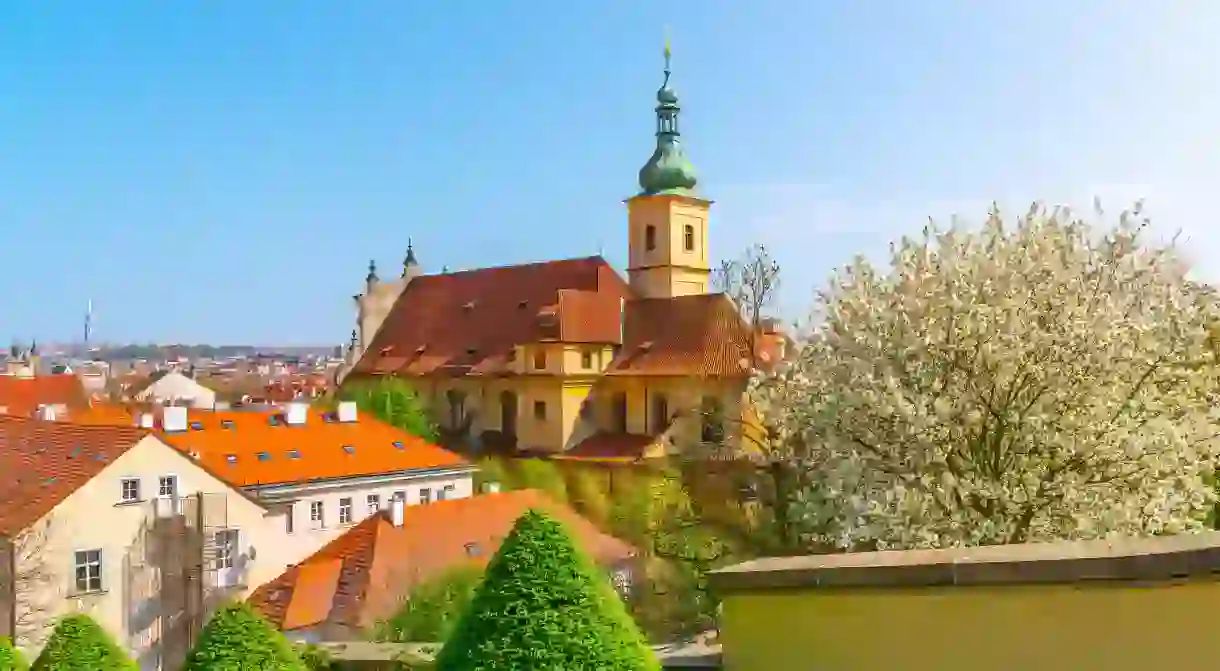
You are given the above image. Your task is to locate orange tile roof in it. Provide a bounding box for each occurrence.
[0,374,90,416]
[66,405,470,488]
[556,432,660,463]
[352,257,631,378]
[0,416,148,535]
[606,294,754,377]
[248,489,636,631]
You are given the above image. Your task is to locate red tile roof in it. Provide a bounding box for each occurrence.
[248,490,636,631]
[0,416,148,535]
[68,405,471,488]
[606,294,754,377]
[352,257,631,377]
[557,433,660,463]
[0,375,90,416]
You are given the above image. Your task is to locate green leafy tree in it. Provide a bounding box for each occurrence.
[376,564,485,644]
[30,614,133,671]
[0,637,28,671]
[183,602,305,671]
[339,377,438,442]
[295,644,334,671]
[436,510,658,671]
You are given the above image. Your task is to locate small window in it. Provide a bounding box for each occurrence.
[683,224,695,251]
[256,451,271,462]
[220,419,235,429]
[224,454,237,465]
[73,549,103,593]
[339,497,353,525]
[533,400,546,421]
[533,350,547,370]
[367,494,381,514]
[342,445,355,455]
[120,478,140,503]
[285,504,295,534]
[645,224,657,251]
[419,488,432,505]
[393,490,406,502]
[158,476,177,498]
[189,421,204,431]
[581,351,593,369]
[287,449,302,459]
[310,500,325,528]
[439,484,456,501]
[465,542,482,557]
[213,529,239,570]
[391,441,404,450]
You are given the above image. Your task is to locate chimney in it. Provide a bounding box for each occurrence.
[163,406,188,433]
[37,405,57,422]
[138,413,155,429]
[337,401,358,423]
[618,297,625,343]
[285,402,308,426]
[482,482,500,494]
[390,497,405,527]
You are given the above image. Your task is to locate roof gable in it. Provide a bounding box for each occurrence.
[608,293,754,377]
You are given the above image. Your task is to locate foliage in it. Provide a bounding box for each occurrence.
[295,643,335,671]
[0,637,28,671]
[30,614,134,671]
[750,202,1220,550]
[376,564,486,644]
[183,602,305,671]
[509,458,569,502]
[339,377,439,442]
[435,510,658,671]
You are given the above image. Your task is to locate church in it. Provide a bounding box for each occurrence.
[341,50,782,460]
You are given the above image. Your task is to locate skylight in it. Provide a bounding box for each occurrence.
[220,419,235,429]
[392,441,404,450]
[269,415,281,426]
[225,454,237,465]
[189,421,204,431]
[256,451,271,462]
[287,449,301,459]
[342,445,355,455]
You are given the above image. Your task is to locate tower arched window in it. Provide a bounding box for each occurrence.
[683,225,695,252]
[645,225,657,252]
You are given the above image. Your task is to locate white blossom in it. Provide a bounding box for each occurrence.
[749,202,1220,550]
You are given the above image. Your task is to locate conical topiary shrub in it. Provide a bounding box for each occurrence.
[435,509,658,671]
[0,636,28,671]
[30,613,134,671]
[183,601,305,671]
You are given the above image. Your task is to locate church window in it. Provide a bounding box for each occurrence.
[683,225,695,252]
[645,225,657,251]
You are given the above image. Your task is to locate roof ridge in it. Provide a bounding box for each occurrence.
[423,255,608,278]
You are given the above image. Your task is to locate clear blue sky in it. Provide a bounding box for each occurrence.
[2,1,1217,345]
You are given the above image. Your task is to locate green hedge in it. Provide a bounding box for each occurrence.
[436,509,659,671]
[184,602,305,671]
[30,614,133,671]
[0,637,27,671]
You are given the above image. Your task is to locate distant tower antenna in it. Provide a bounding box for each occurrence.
[84,299,92,350]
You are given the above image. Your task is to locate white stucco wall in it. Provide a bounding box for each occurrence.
[135,372,217,409]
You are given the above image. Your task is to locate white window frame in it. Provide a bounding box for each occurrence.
[419,488,432,505]
[366,494,381,515]
[120,478,140,503]
[73,549,103,593]
[213,529,240,571]
[158,475,178,498]
[310,500,325,528]
[285,503,295,534]
[338,497,353,525]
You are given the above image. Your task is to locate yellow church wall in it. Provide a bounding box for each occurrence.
[717,580,1220,671]
[626,194,712,299]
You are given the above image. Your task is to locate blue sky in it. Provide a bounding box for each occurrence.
[2,2,1217,346]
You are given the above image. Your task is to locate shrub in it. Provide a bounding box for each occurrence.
[30,614,133,671]
[0,637,27,671]
[183,602,305,671]
[436,509,658,671]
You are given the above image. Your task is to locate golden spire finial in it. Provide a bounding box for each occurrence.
[663,27,672,71]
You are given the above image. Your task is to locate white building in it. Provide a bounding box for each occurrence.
[131,371,217,409]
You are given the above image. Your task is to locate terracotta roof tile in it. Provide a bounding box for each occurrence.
[248,489,636,631]
[352,257,630,377]
[0,416,148,535]
[66,405,470,488]
[0,375,90,416]
[607,294,754,377]
[281,558,343,630]
[557,433,660,463]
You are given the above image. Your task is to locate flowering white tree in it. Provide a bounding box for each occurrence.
[749,202,1220,550]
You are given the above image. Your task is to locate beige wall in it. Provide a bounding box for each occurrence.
[626,195,711,299]
[720,580,1220,671]
[12,435,279,660]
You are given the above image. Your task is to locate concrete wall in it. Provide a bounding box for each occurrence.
[719,580,1220,670]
